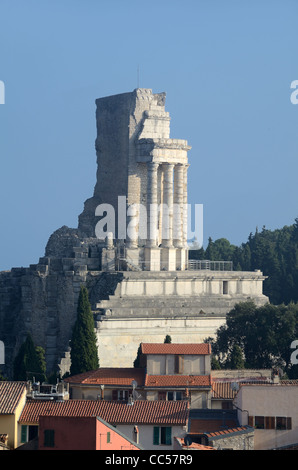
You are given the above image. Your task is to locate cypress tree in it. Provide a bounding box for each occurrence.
[13,333,46,382]
[70,285,99,376]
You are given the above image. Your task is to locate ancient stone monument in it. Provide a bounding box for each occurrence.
[0,89,268,377]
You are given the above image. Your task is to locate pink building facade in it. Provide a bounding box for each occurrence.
[38,415,142,451]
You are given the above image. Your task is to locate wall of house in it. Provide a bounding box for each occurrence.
[208,431,254,450]
[0,389,28,449]
[69,385,145,401]
[116,423,187,451]
[38,416,140,450]
[235,385,298,450]
[146,354,210,375]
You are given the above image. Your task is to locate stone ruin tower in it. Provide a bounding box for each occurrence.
[0,89,269,377]
[78,88,191,272]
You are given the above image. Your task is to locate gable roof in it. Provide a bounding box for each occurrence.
[141,343,211,355]
[0,381,27,414]
[64,368,145,387]
[145,375,211,388]
[19,399,189,426]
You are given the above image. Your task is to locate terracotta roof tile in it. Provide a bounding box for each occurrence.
[145,375,211,387]
[64,368,145,386]
[19,399,189,426]
[211,382,237,400]
[141,343,211,355]
[0,381,27,414]
[205,426,253,439]
[175,437,216,450]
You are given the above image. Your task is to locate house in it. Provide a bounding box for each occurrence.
[18,398,189,450]
[137,342,212,408]
[0,381,27,449]
[64,342,212,409]
[64,368,146,401]
[211,369,273,410]
[184,409,254,450]
[234,381,298,450]
[38,415,143,450]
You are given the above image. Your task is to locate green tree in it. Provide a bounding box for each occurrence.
[13,333,46,382]
[228,344,245,369]
[70,285,99,376]
[214,301,298,377]
[164,335,172,343]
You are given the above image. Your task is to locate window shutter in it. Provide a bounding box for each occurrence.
[158,391,166,400]
[265,416,275,429]
[44,429,55,447]
[21,425,27,443]
[287,417,292,430]
[112,390,117,401]
[248,415,254,427]
[107,432,111,443]
[153,426,160,445]
[165,427,172,445]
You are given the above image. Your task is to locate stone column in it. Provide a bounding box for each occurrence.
[161,163,174,247]
[146,161,159,247]
[173,164,184,248]
[183,164,189,247]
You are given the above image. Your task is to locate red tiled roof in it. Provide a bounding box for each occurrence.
[145,375,211,387]
[19,399,189,426]
[64,368,145,386]
[141,343,211,355]
[175,437,216,450]
[211,382,237,400]
[205,426,253,438]
[0,381,27,414]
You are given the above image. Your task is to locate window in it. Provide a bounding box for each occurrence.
[107,432,111,443]
[249,415,292,431]
[44,429,55,448]
[167,391,182,401]
[276,417,291,430]
[174,355,183,374]
[118,390,129,401]
[255,416,265,429]
[112,390,129,401]
[153,426,172,446]
[223,281,228,295]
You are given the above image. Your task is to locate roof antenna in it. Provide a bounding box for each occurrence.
[137,64,140,89]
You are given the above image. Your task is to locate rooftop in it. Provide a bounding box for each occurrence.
[0,381,27,414]
[64,368,145,386]
[145,375,211,388]
[141,343,211,355]
[19,399,189,426]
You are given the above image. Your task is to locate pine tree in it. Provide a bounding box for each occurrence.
[70,285,99,376]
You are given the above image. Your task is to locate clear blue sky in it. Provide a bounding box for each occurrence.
[0,0,297,270]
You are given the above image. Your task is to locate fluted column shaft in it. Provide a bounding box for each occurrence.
[161,163,174,247]
[173,163,184,247]
[183,164,189,247]
[146,162,159,247]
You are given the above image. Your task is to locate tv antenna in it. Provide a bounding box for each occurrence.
[137,65,140,88]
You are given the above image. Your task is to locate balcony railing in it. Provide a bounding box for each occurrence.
[187,260,233,271]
